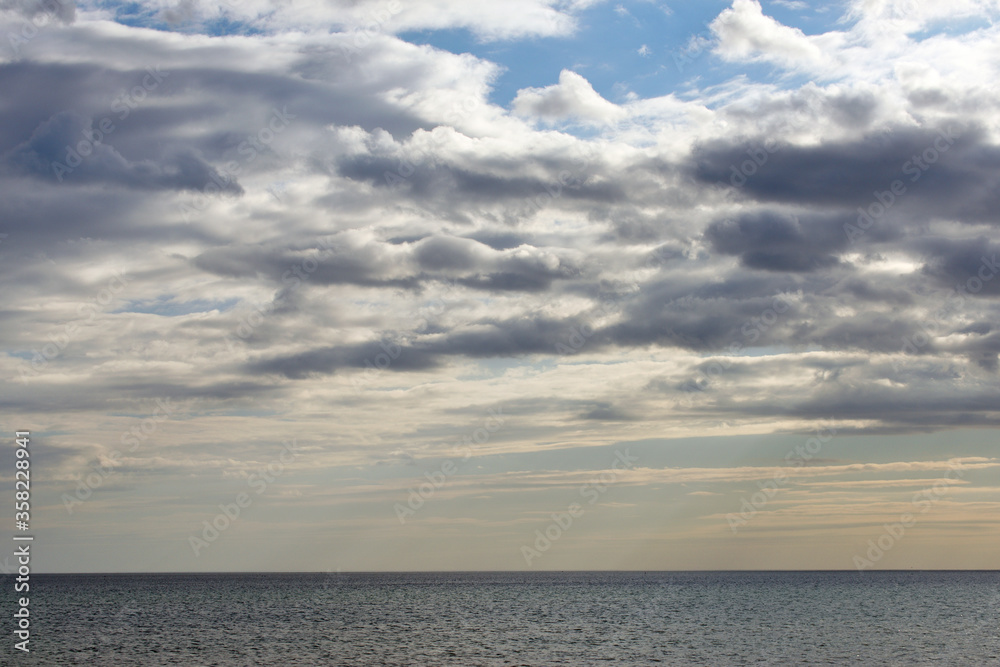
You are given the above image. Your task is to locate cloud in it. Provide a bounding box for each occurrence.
[1,111,243,193]
[711,0,827,67]
[704,212,846,272]
[691,124,994,223]
[846,0,1000,37]
[130,0,595,41]
[513,70,626,125]
[2,0,1000,572]
[0,0,74,23]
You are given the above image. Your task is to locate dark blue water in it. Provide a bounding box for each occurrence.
[1,571,997,665]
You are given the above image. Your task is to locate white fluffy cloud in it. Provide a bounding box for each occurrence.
[512,69,626,125]
[710,0,829,67]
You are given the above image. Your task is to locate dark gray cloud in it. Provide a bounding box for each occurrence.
[711,382,1000,430]
[413,235,483,271]
[691,124,1000,227]
[457,271,560,292]
[247,340,441,379]
[704,211,846,272]
[242,312,606,379]
[192,242,418,290]
[836,276,914,306]
[0,377,276,413]
[336,154,626,210]
[919,237,1000,297]
[465,231,529,250]
[2,111,242,192]
[193,235,582,295]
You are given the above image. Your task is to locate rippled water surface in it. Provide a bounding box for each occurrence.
[2,571,998,665]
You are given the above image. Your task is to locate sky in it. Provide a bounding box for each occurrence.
[0,0,998,573]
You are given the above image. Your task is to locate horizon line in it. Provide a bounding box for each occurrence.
[19,569,1000,575]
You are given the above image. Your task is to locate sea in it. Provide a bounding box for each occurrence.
[2,571,997,665]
